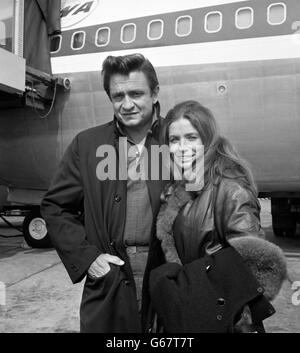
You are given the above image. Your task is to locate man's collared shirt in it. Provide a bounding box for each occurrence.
[115,117,157,247]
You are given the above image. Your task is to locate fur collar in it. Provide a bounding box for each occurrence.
[156,182,193,265]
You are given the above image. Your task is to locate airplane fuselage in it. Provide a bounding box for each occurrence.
[1,0,300,204]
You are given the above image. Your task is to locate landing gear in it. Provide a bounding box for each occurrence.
[271,198,297,237]
[22,208,52,248]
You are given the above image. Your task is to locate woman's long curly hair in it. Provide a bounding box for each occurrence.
[161,100,258,196]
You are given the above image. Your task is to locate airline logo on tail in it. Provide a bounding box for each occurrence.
[61,0,100,29]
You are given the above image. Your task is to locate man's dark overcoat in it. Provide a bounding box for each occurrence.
[41,117,167,333]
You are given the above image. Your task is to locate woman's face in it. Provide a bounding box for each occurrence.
[168,117,203,181]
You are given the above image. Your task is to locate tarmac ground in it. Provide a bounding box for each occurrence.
[0,199,300,333]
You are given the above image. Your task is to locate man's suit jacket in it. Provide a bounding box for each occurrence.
[41,117,167,332]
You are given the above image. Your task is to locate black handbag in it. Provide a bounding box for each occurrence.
[149,243,276,333]
[150,185,276,333]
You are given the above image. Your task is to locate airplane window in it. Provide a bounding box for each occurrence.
[236,7,253,29]
[147,20,164,40]
[121,23,136,43]
[95,27,110,47]
[71,31,85,50]
[50,35,61,53]
[267,3,286,25]
[175,16,192,37]
[205,11,222,33]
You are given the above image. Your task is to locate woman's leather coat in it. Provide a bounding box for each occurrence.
[173,178,265,265]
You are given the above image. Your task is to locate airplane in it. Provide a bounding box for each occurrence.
[0,0,300,248]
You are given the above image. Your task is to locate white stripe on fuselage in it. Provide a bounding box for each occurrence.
[51,34,300,74]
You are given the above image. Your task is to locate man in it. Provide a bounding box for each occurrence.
[41,53,167,333]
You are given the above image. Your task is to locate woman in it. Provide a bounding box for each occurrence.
[149,101,284,333]
[158,100,264,264]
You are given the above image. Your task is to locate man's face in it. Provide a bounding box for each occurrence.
[109,71,159,129]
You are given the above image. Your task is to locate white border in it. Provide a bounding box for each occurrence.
[95,27,110,47]
[204,11,222,33]
[71,31,86,51]
[120,23,137,44]
[235,7,254,30]
[175,15,193,37]
[267,2,287,26]
[147,19,164,40]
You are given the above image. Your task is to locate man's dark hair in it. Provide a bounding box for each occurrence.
[101,53,159,98]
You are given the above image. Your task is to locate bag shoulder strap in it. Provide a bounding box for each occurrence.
[210,182,230,250]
